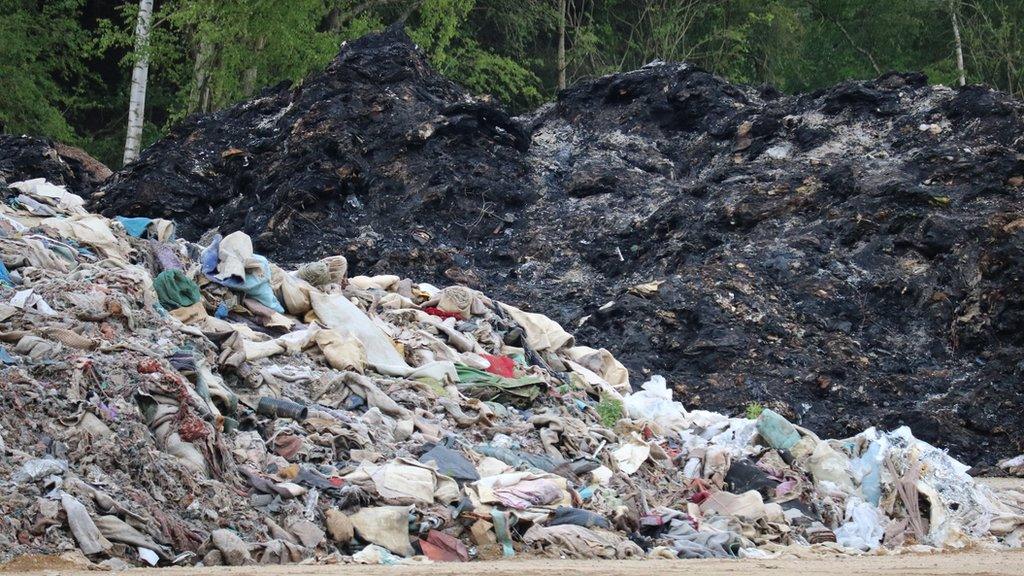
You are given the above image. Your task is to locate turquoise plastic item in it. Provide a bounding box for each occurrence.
[756,409,800,451]
[490,509,515,557]
[859,441,882,505]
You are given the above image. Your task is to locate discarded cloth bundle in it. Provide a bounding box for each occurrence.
[154,269,201,310]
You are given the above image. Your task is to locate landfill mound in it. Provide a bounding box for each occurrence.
[92,27,530,261]
[3,177,1024,568]
[92,27,1024,464]
[0,135,111,197]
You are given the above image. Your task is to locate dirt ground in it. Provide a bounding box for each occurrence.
[2,551,1023,576]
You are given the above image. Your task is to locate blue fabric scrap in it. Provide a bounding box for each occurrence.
[0,260,12,286]
[115,216,153,238]
[0,346,17,365]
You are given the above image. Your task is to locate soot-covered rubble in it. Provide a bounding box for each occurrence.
[92,26,1024,466]
[0,135,111,197]
[0,177,1023,568]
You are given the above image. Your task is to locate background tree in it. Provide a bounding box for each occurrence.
[123,0,154,165]
[3,0,1024,168]
[0,0,94,140]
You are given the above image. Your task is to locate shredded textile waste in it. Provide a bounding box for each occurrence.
[0,178,1022,567]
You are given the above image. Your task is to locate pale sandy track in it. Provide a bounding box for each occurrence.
[4,551,1024,576]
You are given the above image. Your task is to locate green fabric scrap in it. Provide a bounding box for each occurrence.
[154,269,201,310]
[455,364,544,408]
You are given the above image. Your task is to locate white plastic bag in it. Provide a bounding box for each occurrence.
[622,375,689,431]
[835,497,886,550]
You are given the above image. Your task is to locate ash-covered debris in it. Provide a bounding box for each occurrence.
[93,26,530,264]
[92,27,1024,463]
[0,134,111,197]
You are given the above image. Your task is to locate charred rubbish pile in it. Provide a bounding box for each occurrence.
[0,178,1022,568]
[0,135,111,197]
[92,27,1024,465]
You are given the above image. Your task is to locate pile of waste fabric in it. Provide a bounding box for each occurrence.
[92,27,1024,464]
[2,178,1022,568]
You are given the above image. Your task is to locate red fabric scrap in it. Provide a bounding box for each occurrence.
[178,414,208,442]
[689,490,711,505]
[418,530,469,562]
[169,372,209,441]
[482,353,515,377]
[137,358,162,373]
[273,434,303,460]
[424,306,462,320]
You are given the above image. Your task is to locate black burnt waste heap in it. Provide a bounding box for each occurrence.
[94,26,1024,464]
[1,134,111,197]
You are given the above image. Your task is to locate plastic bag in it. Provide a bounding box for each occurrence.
[834,497,886,550]
[622,375,688,431]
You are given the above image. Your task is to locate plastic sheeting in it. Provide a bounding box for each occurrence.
[310,291,455,380]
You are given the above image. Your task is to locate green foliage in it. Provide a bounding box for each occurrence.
[0,0,93,140]
[960,0,1024,96]
[597,396,624,428]
[450,41,545,110]
[409,0,545,111]
[745,401,765,420]
[409,0,476,71]
[96,0,339,125]
[4,0,1024,165]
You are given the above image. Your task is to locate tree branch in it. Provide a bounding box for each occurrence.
[807,0,881,75]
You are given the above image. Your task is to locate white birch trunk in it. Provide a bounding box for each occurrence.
[557,0,566,90]
[122,0,154,166]
[950,1,966,86]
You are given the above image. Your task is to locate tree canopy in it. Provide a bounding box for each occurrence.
[2,0,1022,168]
